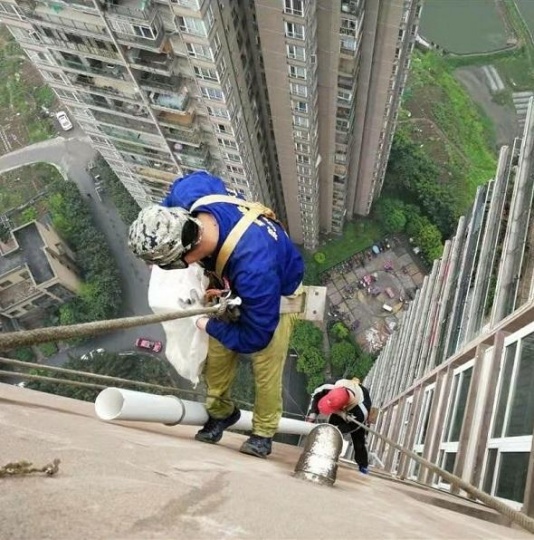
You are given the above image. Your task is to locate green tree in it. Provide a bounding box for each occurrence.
[93,157,140,225]
[46,179,123,326]
[330,341,356,377]
[330,321,350,342]
[373,197,407,233]
[0,222,10,242]
[291,321,327,392]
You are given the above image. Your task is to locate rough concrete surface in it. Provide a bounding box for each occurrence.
[0,383,531,540]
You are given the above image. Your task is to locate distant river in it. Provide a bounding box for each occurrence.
[419,0,509,54]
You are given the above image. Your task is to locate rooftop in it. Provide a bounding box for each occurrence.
[0,223,53,284]
[1,383,530,539]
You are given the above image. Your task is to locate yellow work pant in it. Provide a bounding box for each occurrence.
[204,313,298,438]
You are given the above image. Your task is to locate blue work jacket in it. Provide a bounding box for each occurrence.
[162,171,304,354]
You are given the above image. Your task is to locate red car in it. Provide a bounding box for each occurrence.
[135,337,163,353]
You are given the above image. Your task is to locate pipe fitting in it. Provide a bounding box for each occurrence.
[294,424,343,486]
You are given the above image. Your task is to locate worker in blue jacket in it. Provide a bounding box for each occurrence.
[128,171,304,458]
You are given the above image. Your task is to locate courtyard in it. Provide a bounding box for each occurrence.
[323,236,427,353]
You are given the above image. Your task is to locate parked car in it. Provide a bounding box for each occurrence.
[56,111,73,131]
[135,338,163,353]
[81,348,105,360]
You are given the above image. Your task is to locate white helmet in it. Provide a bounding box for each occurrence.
[128,205,201,269]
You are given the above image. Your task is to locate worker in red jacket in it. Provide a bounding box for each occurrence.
[307,378,372,474]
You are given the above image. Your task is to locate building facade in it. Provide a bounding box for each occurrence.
[0,220,81,322]
[365,99,534,514]
[0,0,420,249]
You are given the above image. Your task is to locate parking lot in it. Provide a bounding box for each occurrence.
[322,236,427,353]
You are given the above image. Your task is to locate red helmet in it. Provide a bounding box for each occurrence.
[318,387,350,415]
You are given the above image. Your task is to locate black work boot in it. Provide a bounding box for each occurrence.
[239,434,272,458]
[195,408,241,444]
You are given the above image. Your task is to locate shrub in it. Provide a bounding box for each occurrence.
[313,251,326,264]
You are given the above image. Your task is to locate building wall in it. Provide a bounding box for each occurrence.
[348,0,421,216]
[36,221,82,293]
[0,221,81,319]
[365,100,534,513]
[0,0,419,250]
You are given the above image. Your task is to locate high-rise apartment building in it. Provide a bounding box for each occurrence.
[0,0,420,249]
[365,100,534,513]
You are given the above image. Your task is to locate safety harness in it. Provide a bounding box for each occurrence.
[189,194,304,315]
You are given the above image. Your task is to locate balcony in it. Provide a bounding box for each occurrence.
[59,58,128,80]
[99,125,164,148]
[115,142,173,163]
[29,34,120,60]
[340,0,362,17]
[138,72,183,93]
[134,166,177,183]
[162,125,201,145]
[79,95,150,118]
[127,48,173,76]
[338,73,356,90]
[92,110,158,134]
[65,74,136,102]
[147,88,190,113]
[23,4,109,38]
[174,144,210,169]
[334,164,347,176]
[102,0,157,22]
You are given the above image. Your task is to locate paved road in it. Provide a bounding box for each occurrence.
[0,132,169,369]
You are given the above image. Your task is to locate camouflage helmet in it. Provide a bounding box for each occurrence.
[128,205,201,268]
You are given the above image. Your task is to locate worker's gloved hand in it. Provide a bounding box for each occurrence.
[204,287,242,323]
[305,413,317,423]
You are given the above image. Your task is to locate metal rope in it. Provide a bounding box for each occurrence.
[348,418,534,534]
[0,357,305,419]
[0,306,221,350]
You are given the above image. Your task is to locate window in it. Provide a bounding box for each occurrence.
[294,129,309,140]
[290,82,308,97]
[217,137,238,149]
[0,280,13,288]
[340,18,357,36]
[134,25,156,39]
[286,44,305,61]
[293,115,309,127]
[224,152,242,163]
[207,106,230,119]
[200,86,224,101]
[186,42,214,60]
[337,89,352,102]
[297,154,310,164]
[296,142,310,153]
[171,0,201,8]
[178,16,208,37]
[215,123,233,134]
[226,164,244,174]
[340,37,357,52]
[284,0,304,16]
[297,164,311,175]
[288,65,307,80]
[194,66,219,81]
[284,21,305,40]
[0,2,21,17]
[292,100,308,113]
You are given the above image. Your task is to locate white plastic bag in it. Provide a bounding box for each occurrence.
[148,263,209,386]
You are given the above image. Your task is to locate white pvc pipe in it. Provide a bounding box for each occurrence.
[95,388,313,436]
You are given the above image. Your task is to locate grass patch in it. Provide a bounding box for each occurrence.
[0,27,57,148]
[305,219,382,278]
[405,51,497,203]
[0,163,63,224]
